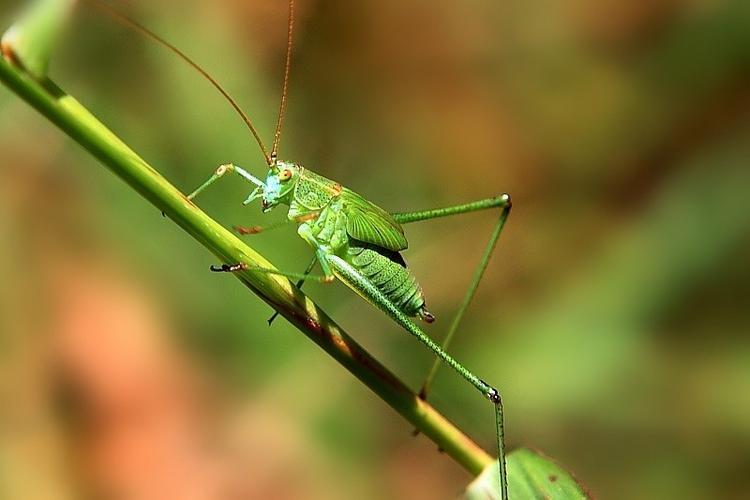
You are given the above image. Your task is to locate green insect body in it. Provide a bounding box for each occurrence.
[182,76,513,500]
[245,161,434,323]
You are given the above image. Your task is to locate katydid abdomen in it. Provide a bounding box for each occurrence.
[346,243,433,322]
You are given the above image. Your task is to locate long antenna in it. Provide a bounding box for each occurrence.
[86,0,272,165]
[270,0,295,164]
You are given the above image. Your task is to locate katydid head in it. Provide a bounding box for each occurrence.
[243,160,300,212]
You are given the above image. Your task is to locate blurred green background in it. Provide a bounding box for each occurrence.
[1,0,749,498]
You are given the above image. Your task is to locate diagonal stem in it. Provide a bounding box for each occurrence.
[0,56,494,477]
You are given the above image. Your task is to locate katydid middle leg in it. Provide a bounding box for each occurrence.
[209,260,330,283]
[210,224,334,296]
[391,194,512,400]
[235,212,319,235]
[268,255,318,325]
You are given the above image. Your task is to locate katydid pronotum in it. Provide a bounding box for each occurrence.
[92,0,512,496]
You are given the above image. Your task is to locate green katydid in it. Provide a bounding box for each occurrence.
[93,0,512,496]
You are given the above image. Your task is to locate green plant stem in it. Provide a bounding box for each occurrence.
[0,56,494,476]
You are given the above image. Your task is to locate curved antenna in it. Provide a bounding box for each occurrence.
[86,0,272,165]
[270,0,295,165]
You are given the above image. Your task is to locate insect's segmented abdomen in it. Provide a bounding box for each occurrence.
[346,244,426,318]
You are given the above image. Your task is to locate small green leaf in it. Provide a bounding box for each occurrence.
[1,0,76,79]
[465,448,590,500]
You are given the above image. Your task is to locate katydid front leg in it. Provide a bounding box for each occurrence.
[187,163,266,202]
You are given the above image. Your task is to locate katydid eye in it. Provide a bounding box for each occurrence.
[279,169,292,181]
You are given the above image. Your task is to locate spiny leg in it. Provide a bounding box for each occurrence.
[326,254,507,499]
[209,260,332,284]
[268,255,318,325]
[212,222,335,284]
[391,194,512,400]
[328,254,499,396]
[232,213,322,325]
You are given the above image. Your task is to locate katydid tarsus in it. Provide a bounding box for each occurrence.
[92,0,512,496]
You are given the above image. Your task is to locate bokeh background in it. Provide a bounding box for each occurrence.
[1,0,748,498]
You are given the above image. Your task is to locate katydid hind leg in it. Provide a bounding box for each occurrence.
[326,255,500,397]
[392,195,512,400]
[326,254,508,497]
